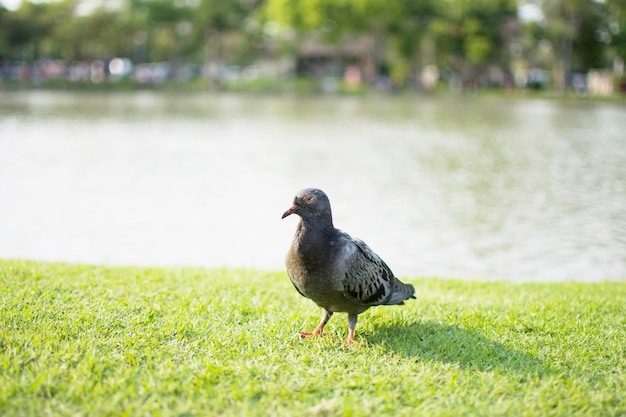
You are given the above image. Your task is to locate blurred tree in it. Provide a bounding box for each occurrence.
[261,0,517,87]
[261,0,435,85]
[51,5,130,61]
[190,0,262,67]
[541,0,608,90]
[606,0,626,81]
[368,0,438,87]
[432,0,518,88]
[1,0,76,61]
[125,0,195,62]
[0,0,623,90]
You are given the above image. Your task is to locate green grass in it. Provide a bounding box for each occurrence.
[1,260,624,416]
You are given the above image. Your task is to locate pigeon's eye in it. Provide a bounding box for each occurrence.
[303,194,316,204]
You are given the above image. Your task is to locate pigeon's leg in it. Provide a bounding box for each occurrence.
[300,310,333,338]
[346,314,358,344]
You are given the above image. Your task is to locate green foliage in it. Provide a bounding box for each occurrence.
[1,260,625,416]
[0,0,625,89]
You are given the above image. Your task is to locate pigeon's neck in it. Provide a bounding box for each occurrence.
[294,214,336,263]
[296,215,335,246]
[298,213,335,238]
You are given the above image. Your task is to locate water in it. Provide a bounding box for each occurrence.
[1,91,625,281]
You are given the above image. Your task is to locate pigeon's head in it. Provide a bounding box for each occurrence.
[282,188,332,220]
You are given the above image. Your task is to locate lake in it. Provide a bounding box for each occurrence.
[1,90,625,281]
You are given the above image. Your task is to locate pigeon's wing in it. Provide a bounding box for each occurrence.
[340,236,397,306]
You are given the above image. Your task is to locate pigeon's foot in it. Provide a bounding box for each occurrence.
[345,328,357,345]
[299,322,326,338]
[299,330,322,338]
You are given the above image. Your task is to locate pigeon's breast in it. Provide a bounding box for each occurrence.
[286,243,341,292]
[288,265,367,314]
[285,225,368,313]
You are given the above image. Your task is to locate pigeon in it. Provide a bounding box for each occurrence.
[282,188,415,344]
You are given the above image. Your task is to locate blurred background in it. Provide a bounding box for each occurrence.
[0,0,625,93]
[0,0,625,281]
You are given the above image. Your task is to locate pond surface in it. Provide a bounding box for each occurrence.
[1,91,625,281]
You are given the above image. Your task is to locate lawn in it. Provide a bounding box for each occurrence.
[1,260,624,416]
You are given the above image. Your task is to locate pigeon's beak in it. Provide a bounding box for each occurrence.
[281,204,298,219]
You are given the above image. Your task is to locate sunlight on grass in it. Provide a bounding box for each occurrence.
[1,260,624,416]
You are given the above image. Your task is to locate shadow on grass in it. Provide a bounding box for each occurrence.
[367,319,549,375]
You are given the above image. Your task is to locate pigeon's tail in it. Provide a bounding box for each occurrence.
[385,279,416,305]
